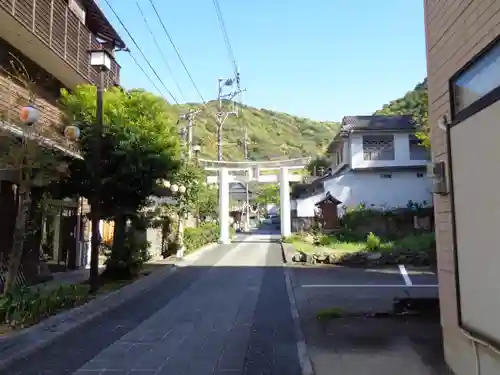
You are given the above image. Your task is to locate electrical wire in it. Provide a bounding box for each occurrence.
[127,51,164,97]
[148,0,206,103]
[102,0,179,104]
[136,0,186,101]
[212,0,238,75]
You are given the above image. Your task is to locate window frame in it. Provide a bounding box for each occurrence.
[362,134,395,161]
[450,35,500,125]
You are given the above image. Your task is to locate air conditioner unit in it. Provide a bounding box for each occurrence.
[426,162,435,178]
[427,161,448,195]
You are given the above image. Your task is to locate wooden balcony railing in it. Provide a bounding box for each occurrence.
[0,0,120,87]
[0,74,79,155]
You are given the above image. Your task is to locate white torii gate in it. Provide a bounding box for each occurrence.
[200,158,310,243]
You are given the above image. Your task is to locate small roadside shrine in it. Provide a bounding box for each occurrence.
[315,192,342,231]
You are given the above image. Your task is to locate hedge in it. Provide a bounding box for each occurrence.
[183,223,235,254]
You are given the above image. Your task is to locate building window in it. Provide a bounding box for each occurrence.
[409,134,430,160]
[380,173,392,179]
[452,38,500,118]
[362,135,395,161]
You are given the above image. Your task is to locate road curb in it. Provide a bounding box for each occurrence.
[281,241,315,375]
[0,242,218,370]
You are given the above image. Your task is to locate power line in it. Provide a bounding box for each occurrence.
[212,0,238,75]
[136,0,186,101]
[127,51,164,96]
[103,0,179,104]
[148,0,206,103]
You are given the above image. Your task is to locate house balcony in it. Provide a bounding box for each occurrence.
[0,73,79,161]
[0,0,120,89]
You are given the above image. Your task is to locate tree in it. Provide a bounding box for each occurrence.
[59,85,181,278]
[256,183,280,207]
[306,155,331,176]
[196,183,218,219]
[0,54,72,294]
[374,79,430,148]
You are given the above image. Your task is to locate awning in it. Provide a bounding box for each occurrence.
[81,0,126,49]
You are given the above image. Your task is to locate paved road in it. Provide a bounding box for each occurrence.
[290,265,448,374]
[293,265,439,315]
[5,235,302,375]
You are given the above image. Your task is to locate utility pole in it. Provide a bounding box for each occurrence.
[239,81,251,231]
[180,110,201,160]
[216,74,244,161]
[243,125,251,231]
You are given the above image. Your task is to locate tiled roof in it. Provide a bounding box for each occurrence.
[341,115,416,131]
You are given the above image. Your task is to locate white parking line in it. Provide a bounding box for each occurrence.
[398,264,413,286]
[301,284,439,288]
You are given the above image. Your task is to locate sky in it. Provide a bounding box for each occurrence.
[101,0,427,122]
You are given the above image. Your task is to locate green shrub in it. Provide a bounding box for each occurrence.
[366,232,381,251]
[104,222,152,280]
[318,235,338,247]
[183,223,236,254]
[335,228,366,242]
[393,233,436,251]
[0,285,90,329]
[341,204,383,228]
[283,232,311,243]
[166,241,180,257]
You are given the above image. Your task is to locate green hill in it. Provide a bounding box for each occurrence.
[175,101,340,161]
[373,78,429,147]
[374,78,427,119]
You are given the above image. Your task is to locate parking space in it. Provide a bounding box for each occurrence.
[289,264,448,375]
[403,268,439,286]
[293,265,403,287]
[293,264,438,288]
[290,264,439,316]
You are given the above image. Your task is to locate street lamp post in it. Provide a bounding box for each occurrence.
[88,48,113,293]
[162,180,188,258]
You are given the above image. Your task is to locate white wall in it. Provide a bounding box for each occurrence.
[296,170,432,217]
[350,132,428,169]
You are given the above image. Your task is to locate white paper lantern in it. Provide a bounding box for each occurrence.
[19,106,40,125]
[64,125,80,141]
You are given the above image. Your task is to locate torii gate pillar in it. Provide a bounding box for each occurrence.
[219,167,231,244]
[279,167,291,237]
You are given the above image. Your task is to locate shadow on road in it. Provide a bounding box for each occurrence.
[2,239,449,375]
[2,242,300,375]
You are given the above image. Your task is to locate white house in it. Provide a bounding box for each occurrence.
[294,115,432,217]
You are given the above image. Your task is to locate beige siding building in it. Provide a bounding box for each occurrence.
[425,0,500,374]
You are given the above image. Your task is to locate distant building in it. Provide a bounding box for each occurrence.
[293,115,432,217]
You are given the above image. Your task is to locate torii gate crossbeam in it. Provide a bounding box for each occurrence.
[201,158,310,243]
